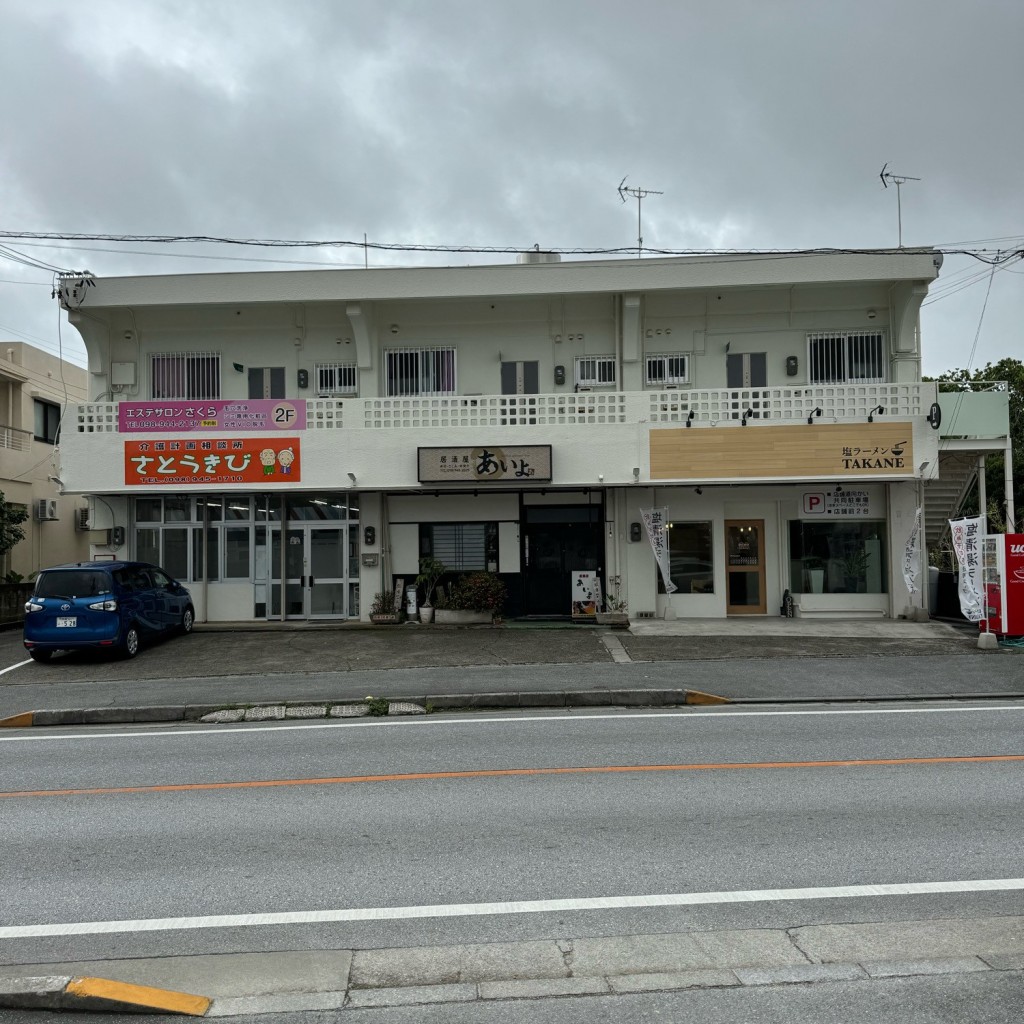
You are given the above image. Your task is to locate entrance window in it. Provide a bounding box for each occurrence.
[385,347,456,396]
[420,522,497,571]
[789,521,887,594]
[151,352,220,400]
[660,521,715,594]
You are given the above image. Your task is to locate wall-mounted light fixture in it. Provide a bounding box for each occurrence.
[741,407,754,426]
[867,309,877,320]
[598,473,604,483]
[347,472,357,485]
[686,410,695,428]
[834,483,844,494]
[694,486,703,495]
[807,407,823,425]
[389,324,399,334]
[868,405,885,422]
[632,467,640,484]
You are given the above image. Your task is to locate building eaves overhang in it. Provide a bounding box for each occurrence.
[75,249,942,310]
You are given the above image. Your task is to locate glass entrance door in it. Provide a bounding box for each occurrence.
[270,524,348,618]
[725,519,766,615]
[522,506,603,616]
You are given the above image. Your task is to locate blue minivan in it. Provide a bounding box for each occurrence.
[23,561,194,662]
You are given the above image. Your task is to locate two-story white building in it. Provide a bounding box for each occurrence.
[56,249,1011,622]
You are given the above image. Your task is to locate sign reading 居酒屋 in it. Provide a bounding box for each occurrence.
[119,399,306,432]
[417,445,552,483]
[124,437,301,486]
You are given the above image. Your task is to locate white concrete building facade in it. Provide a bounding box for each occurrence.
[55,251,1010,622]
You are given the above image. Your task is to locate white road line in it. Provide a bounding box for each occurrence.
[0,658,32,677]
[1,703,1023,743]
[2,877,1022,939]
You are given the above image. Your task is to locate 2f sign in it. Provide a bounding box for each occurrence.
[803,493,825,515]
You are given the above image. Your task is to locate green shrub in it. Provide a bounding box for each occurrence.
[448,572,507,614]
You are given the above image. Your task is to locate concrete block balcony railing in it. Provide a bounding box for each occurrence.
[74,382,946,434]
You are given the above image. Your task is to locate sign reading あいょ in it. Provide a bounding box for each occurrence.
[124,437,301,485]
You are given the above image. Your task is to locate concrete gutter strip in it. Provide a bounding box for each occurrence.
[1,918,1022,1014]
[8,689,1024,728]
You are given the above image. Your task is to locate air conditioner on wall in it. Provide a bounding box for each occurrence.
[35,499,58,521]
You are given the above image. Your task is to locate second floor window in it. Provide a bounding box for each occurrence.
[316,362,358,396]
[645,353,689,386]
[151,352,221,400]
[385,347,456,397]
[808,332,885,384]
[575,355,616,388]
[34,399,61,444]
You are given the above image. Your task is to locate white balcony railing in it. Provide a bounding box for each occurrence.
[75,383,938,434]
[0,424,32,450]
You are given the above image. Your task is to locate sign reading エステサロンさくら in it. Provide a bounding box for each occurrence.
[417,445,552,483]
[119,399,306,432]
[124,437,301,485]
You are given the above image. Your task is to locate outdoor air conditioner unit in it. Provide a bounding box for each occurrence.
[76,507,91,531]
[35,499,58,521]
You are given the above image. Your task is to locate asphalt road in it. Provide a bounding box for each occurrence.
[2,702,1023,973]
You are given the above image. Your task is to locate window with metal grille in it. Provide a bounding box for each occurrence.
[151,352,221,400]
[575,356,616,388]
[385,347,456,396]
[645,353,689,386]
[807,333,885,384]
[315,362,358,396]
[419,522,498,571]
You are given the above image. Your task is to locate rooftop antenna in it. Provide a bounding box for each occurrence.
[618,177,663,258]
[879,163,921,248]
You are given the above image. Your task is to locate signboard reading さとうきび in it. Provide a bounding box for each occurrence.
[124,437,301,485]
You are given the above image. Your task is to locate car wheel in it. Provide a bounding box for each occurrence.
[29,649,53,663]
[180,606,194,635]
[121,625,141,659]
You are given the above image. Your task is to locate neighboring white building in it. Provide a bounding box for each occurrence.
[55,250,1010,621]
[0,342,90,578]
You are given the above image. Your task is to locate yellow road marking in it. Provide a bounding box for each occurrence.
[2,753,1023,799]
[66,976,211,1015]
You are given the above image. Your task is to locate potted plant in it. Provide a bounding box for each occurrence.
[414,557,446,624]
[369,589,401,624]
[595,592,629,628]
[840,550,870,593]
[435,571,507,625]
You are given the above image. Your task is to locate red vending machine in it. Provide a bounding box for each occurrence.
[981,534,1024,636]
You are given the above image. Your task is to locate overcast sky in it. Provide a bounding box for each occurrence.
[1,0,1021,379]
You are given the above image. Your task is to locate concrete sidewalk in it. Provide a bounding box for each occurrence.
[2,915,1022,1015]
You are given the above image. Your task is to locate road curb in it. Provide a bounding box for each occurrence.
[5,689,1024,728]
[0,975,210,1015]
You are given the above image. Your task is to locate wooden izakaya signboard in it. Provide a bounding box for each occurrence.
[418,445,552,483]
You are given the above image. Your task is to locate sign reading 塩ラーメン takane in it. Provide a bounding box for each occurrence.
[124,437,301,485]
[417,445,552,483]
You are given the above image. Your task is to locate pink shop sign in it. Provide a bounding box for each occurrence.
[118,399,306,432]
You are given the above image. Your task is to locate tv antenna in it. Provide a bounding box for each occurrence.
[618,177,663,258]
[879,163,921,248]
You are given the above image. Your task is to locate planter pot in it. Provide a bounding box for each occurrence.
[595,612,630,628]
[808,569,825,594]
[419,606,435,624]
[434,609,493,625]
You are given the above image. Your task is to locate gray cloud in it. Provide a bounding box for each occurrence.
[0,0,1020,371]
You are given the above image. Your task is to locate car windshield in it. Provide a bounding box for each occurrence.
[34,570,113,599]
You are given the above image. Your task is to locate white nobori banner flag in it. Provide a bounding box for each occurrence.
[640,506,677,594]
[902,506,923,594]
[949,516,985,622]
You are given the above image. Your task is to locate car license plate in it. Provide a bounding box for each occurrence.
[56,617,77,627]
